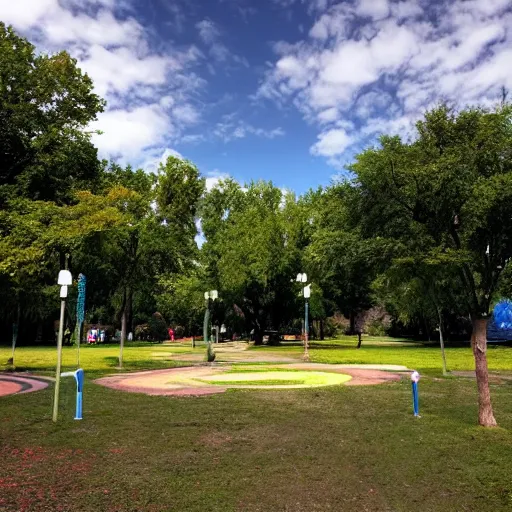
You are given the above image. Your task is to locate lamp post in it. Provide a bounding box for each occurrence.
[304,284,311,361]
[53,268,73,423]
[296,273,310,361]
[204,290,218,362]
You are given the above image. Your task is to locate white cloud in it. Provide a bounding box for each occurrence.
[205,169,231,191]
[311,128,353,157]
[91,104,173,159]
[142,147,184,175]
[195,17,248,68]
[356,0,389,20]
[257,0,512,167]
[78,45,176,98]
[0,0,57,29]
[196,19,220,44]
[214,116,285,142]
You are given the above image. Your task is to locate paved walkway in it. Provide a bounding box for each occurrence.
[95,364,405,397]
[0,373,50,397]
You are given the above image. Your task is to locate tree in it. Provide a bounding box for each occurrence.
[0,188,129,359]
[307,184,388,338]
[91,157,204,366]
[350,104,512,427]
[0,23,104,205]
[156,271,206,337]
[201,181,300,344]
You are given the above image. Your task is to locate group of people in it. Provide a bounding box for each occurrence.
[87,327,105,344]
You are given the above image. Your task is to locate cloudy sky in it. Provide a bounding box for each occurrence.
[1,0,512,192]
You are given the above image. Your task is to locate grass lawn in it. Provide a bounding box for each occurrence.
[1,341,512,511]
[251,337,512,373]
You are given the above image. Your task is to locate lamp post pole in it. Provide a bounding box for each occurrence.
[52,266,73,423]
[296,273,310,362]
[203,293,211,345]
[304,294,310,361]
[204,290,218,362]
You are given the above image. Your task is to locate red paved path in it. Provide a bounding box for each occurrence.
[0,374,50,397]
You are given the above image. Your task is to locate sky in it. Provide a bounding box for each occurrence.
[1,0,512,193]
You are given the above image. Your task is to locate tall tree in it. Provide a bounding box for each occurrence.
[93,157,204,366]
[201,181,300,344]
[0,23,104,205]
[307,184,387,336]
[350,104,512,427]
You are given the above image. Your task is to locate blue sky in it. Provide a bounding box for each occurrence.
[1,0,512,193]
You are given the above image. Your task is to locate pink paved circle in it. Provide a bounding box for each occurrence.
[0,374,50,397]
[94,365,402,397]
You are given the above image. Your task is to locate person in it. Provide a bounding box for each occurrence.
[100,329,105,343]
[128,332,133,341]
[91,326,98,344]
[168,327,175,341]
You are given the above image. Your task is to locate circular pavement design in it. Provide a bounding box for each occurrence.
[94,364,403,397]
[0,374,50,397]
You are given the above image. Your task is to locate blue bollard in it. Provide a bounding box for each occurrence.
[61,369,84,420]
[411,370,420,417]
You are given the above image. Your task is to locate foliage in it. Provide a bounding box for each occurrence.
[0,23,104,205]
[201,180,303,344]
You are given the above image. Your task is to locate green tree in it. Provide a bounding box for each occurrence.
[307,184,388,338]
[90,157,204,366]
[350,104,512,427]
[201,181,300,344]
[0,23,104,205]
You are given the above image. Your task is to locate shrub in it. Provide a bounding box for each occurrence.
[149,312,168,342]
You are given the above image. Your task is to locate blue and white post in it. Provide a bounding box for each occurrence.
[61,369,84,420]
[411,370,420,417]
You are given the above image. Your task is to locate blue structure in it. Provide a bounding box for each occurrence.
[411,371,420,417]
[61,369,84,420]
[487,300,512,341]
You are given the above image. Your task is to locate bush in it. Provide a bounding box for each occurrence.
[366,319,388,337]
[135,323,151,341]
[149,312,168,342]
[174,325,185,339]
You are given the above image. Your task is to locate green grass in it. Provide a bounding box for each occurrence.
[198,370,352,387]
[0,343,198,375]
[1,371,512,511]
[2,340,512,510]
[251,337,512,373]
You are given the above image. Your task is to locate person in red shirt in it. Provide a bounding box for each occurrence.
[168,327,175,341]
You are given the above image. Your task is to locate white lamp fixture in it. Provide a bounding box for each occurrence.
[296,273,307,283]
[58,270,73,286]
[304,285,311,299]
[205,290,219,300]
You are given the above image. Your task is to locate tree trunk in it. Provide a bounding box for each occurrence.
[127,288,133,335]
[119,288,127,368]
[423,314,431,341]
[253,327,263,346]
[349,311,356,334]
[437,307,447,376]
[471,317,497,427]
[319,318,325,341]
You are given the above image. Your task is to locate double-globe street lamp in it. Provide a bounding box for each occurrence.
[296,273,311,361]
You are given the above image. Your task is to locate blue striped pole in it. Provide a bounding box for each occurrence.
[411,371,420,417]
[61,369,84,420]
